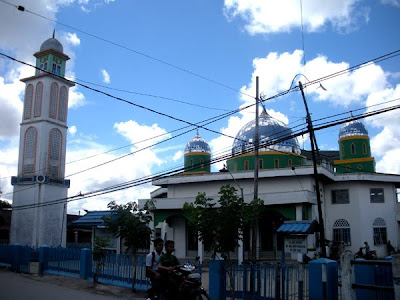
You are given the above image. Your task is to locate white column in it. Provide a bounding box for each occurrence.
[296,204,302,221]
[197,237,204,264]
[238,238,244,264]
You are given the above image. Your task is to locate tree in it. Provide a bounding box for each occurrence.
[103,201,152,291]
[92,236,108,285]
[183,184,264,300]
[0,200,11,209]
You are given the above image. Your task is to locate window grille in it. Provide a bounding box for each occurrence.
[23,127,36,175]
[332,189,349,204]
[48,129,61,178]
[333,218,351,245]
[370,188,384,203]
[34,82,43,117]
[58,87,67,121]
[49,83,58,118]
[24,84,33,119]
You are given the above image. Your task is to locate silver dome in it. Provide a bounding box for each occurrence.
[232,110,301,155]
[339,120,368,139]
[185,132,211,154]
[40,38,64,54]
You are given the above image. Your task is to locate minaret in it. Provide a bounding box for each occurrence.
[334,118,375,174]
[10,33,74,247]
[183,130,211,174]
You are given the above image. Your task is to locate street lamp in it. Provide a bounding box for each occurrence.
[298,80,327,258]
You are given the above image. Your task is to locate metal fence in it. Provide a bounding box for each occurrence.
[224,263,309,300]
[95,253,150,289]
[0,244,37,273]
[47,247,81,275]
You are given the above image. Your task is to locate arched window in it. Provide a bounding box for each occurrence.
[259,159,263,169]
[373,218,387,245]
[341,146,345,156]
[23,84,33,119]
[34,82,43,117]
[190,159,193,168]
[274,159,279,168]
[48,129,62,178]
[288,159,293,167]
[362,143,367,155]
[244,160,249,170]
[233,162,237,172]
[351,143,356,155]
[49,82,58,119]
[58,86,67,121]
[200,158,204,168]
[333,219,351,245]
[23,127,37,175]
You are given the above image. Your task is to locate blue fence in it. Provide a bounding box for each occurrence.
[47,247,81,275]
[209,261,309,300]
[0,244,36,273]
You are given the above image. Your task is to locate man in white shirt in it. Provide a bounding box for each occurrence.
[146,238,164,300]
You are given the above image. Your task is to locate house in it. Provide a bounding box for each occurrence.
[138,109,400,261]
[67,211,121,253]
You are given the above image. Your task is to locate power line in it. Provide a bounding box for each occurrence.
[0,0,254,100]
[10,103,400,211]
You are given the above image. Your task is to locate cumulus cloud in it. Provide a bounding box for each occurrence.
[101,69,111,84]
[68,125,78,136]
[240,50,388,108]
[65,32,81,46]
[224,0,368,34]
[64,121,171,213]
[173,151,183,162]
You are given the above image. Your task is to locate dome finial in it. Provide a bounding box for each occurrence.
[350,111,353,118]
[52,29,55,39]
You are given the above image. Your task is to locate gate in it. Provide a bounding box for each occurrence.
[221,262,308,300]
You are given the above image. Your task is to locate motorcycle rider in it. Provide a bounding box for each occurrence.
[158,240,180,299]
[146,238,164,300]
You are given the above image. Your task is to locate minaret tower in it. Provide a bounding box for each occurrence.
[10,32,74,247]
[183,130,211,174]
[334,118,375,174]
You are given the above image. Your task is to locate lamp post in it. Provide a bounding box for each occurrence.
[298,81,326,258]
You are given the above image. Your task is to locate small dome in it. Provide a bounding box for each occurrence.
[40,38,64,54]
[339,120,368,139]
[184,132,211,154]
[232,109,301,155]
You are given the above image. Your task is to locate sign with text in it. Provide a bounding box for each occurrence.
[284,235,307,253]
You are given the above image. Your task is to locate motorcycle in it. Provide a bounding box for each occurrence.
[156,263,210,300]
[354,247,377,260]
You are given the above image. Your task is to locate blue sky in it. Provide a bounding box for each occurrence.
[0,0,400,213]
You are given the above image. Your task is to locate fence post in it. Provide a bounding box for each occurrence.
[298,264,304,300]
[209,260,225,300]
[391,254,400,300]
[341,252,355,300]
[309,258,338,300]
[11,244,23,272]
[80,248,92,280]
[38,245,50,276]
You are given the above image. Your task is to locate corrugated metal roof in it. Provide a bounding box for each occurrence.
[68,210,111,227]
[277,220,318,234]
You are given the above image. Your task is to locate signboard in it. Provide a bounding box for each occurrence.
[284,235,307,254]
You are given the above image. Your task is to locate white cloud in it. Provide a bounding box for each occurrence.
[173,151,183,161]
[101,69,111,84]
[380,0,400,8]
[65,32,81,46]
[224,0,368,34]
[240,50,388,108]
[68,125,77,136]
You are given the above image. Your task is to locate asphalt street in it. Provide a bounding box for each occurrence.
[0,268,147,300]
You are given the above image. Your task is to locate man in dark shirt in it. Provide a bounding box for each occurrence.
[158,240,180,298]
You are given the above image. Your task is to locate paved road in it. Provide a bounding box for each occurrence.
[0,268,147,300]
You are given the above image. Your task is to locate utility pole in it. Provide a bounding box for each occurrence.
[252,76,260,263]
[299,81,326,258]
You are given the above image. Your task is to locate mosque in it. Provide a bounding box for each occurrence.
[9,35,400,260]
[139,108,400,261]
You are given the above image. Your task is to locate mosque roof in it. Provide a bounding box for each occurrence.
[232,109,301,155]
[184,131,211,154]
[40,37,64,54]
[339,119,369,139]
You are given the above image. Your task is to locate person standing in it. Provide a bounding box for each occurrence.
[146,238,164,300]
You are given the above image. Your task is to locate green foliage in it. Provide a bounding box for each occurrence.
[183,184,264,260]
[0,200,11,209]
[103,201,152,256]
[92,236,108,284]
